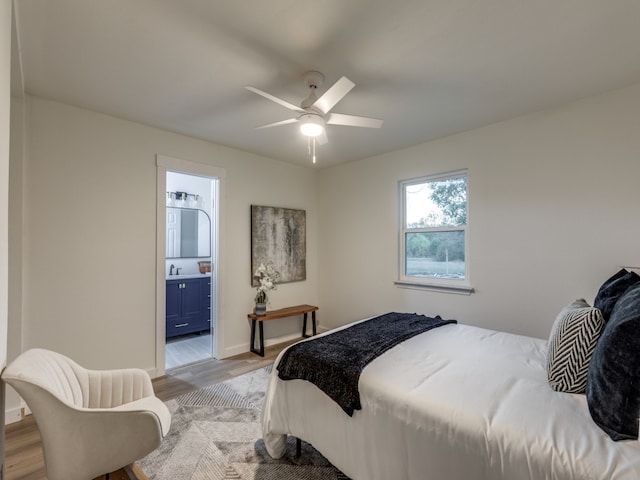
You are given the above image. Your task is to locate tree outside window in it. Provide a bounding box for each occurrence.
[400,170,468,284]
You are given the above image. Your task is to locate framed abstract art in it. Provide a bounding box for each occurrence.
[251,205,306,285]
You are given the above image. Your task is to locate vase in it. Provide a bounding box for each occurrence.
[254,302,267,316]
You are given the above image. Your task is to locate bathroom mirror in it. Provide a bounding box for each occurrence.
[166,207,211,258]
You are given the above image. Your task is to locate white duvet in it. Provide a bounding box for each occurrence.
[262,322,640,480]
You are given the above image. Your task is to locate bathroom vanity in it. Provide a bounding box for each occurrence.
[165,274,211,338]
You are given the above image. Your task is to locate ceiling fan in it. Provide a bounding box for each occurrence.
[245,71,383,163]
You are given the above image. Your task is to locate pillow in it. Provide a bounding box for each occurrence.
[586,283,640,440]
[593,268,640,322]
[546,299,604,393]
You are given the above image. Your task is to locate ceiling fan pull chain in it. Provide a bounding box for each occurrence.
[312,137,317,164]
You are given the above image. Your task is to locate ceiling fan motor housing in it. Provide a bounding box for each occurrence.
[303,70,325,89]
[301,71,325,109]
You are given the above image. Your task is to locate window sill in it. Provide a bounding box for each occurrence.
[394,281,475,295]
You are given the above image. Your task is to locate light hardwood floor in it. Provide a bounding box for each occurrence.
[4,340,296,480]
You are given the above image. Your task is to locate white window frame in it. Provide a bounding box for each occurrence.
[396,169,473,295]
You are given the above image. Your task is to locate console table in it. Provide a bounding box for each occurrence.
[248,304,318,357]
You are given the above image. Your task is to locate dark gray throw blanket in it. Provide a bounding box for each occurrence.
[277,312,456,416]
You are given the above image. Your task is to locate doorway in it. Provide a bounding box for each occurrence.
[156,155,225,375]
[165,171,216,369]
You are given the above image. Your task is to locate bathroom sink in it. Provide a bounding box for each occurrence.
[166,273,210,280]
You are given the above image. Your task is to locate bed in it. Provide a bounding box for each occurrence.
[261,313,640,480]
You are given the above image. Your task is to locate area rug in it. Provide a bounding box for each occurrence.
[136,366,350,479]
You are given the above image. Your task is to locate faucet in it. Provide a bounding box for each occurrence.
[169,264,175,276]
[175,267,182,275]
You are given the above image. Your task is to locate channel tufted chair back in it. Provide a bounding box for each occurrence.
[1,348,171,480]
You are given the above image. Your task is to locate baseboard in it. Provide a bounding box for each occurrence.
[4,406,23,425]
[218,330,309,359]
[264,331,302,349]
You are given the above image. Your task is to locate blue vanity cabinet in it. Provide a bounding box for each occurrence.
[165,280,182,326]
[203,277,212,331]
[166,276,211,338]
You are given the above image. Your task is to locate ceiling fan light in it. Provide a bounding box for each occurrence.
[301,123,323,137]
[299,114,324,137]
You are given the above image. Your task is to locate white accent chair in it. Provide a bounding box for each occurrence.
[1,348,171,480]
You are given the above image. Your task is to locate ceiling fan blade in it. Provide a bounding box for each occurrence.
[316,130,328,145]
[313,76,355,114]
[326,113,383,128]
[245,86,305,113]
[255,118,298,130]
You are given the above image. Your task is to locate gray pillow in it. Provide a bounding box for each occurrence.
[546,299,604,393]
[587,283,640,440]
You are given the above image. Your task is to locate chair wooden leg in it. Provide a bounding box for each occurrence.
[126,463,146,480]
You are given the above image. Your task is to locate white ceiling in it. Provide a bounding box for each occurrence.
[12,0,640,168]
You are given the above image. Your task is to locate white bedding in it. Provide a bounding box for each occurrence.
[262,322,640,480]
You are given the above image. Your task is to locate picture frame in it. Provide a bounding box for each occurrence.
[251,205,306,285]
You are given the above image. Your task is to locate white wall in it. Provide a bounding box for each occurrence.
[20,96,318,370]
[1,0,12,456]
[11,68,640,400]
[5,94,24,423]
[318,82,640,340]
[0,0,10,370]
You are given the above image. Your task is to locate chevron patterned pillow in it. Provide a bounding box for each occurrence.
[546,299,604,393]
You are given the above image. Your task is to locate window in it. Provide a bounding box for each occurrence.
[398,169,470,292]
